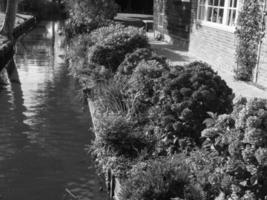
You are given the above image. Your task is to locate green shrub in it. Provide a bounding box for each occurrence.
[120,155,204,200]
[117,48,169,76]
[117,48,153,75]
[90,113,156,177]
[87,26,149,72]
[121,58,170,120]
[235,0,262,81]
[198,98,267,200]
[147,61,234,154]
[64,19,112,39]
[66,24,126,88]
[64,0,118,37]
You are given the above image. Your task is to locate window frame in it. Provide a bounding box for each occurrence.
[197,0,240,32]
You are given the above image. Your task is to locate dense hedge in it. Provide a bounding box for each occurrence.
[64,0,118,37]
[235,0,262,81]
[151,61,234,152]
[120,61,234,154]
[197,98,267,200]
[87,26,149,72]
[120,156,198,200]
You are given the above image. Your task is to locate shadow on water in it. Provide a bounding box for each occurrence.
[0,21,107,200]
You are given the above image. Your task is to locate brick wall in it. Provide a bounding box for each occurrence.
[189,24,237,75]
[189,0,237,74]
[154,0,191,50]
[154,0,267,87]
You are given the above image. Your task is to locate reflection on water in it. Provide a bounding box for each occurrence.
[0,21,107,200]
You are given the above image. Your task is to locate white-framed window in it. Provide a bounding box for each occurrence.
[158,0,165,27]
[197,0,239,29]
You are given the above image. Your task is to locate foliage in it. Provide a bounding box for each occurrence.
[64,19,112,40]
[66,24,150,92]
[235,0,263,81]
[90,113,156,177]
[120,155,205,200]
[66,24,126,88]
[117,48,169,76]
[121,58,170,119]
[197,98,267,200]
[117,48,153,75]
[146,61,234,154]
[64,0,118,37]
[87,26,149,72]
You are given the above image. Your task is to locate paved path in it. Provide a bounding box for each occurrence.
[148,33,267,99]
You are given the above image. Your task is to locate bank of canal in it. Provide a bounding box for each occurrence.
[0,21,107,200]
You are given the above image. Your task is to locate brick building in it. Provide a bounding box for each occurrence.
[115,0,153,14]
[154,0,267,86]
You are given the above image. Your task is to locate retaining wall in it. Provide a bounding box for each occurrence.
[87,99,123,200]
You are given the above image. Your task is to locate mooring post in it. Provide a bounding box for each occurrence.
[6,58,20,84]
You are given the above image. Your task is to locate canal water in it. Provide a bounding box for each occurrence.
[0,21,107,200]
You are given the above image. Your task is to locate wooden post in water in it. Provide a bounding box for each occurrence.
[6,58,20,83]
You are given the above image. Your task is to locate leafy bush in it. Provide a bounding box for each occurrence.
[117,48,153,75]
[198,98,267,200]
[90,114,156,177]
[120,155,204,200]
[235,0,262,81]
[87,26,149,72]
[121,58,170,119]
[146,61,234,154]
[66,24,127,89]
[117,48,169,76]
[64,19,112,39]
[64,0,118,37]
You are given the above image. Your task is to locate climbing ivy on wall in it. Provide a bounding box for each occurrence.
[235,0,263,81]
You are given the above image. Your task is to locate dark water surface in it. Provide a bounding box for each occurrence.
[0,21,107,200]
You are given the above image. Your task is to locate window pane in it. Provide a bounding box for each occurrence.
[227,9,232,25]
[229,0,233,7]
[207,7,213,21]
[220,0,225,6]
[218,8,224,23]
[212,8,218,22]
[233,0,237,8]
[232,10,236,25]
[227,9,236,26]
[214,0,219,6]
[208,0,214,6]
[200,0,206,4]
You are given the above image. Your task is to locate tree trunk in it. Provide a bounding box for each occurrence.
[0,0,18,40]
